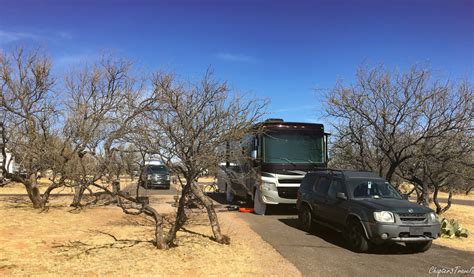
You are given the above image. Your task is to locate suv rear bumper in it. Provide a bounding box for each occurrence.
[362,221,441,243]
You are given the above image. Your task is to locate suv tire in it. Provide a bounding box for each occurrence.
[405,240,432,253]
[347,219,369,253]
[298,204,313,232]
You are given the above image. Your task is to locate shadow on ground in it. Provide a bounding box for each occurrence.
[206,192,299,215]
[278,217,420,255]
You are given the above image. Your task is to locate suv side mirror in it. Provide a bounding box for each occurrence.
[250,150,257,160]
[401,193,410,200]
[336,192,347,200]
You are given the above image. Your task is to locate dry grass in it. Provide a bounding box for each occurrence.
[432,203,474,252]
[436,191,474,201]
[0,195,300,276]
[197,176,216,183]
[398,182,474,200]
[388,183,474,251]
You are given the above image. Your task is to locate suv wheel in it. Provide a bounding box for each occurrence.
[347,219,369,253]
[405,240,432,253]
[298,205,313,232]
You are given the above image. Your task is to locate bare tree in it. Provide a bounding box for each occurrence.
[62,56,147,207]
[0,48,71,209]
[59,56,173,248]
[326,64,473,210]
[1,47,268,248]
[139,69,266,246]
[398,124,473,214]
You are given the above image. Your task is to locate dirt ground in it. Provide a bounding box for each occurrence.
[1,181,473,275]
[396,183,474,251]
[0,188,300,276]
[432,203,474,252]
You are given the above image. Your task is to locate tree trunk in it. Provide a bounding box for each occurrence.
[190,182,229,244]
[148,209,167,249]
[22,174,45,209]
[70,184,87,207]
[24,183,45,209]
[415,178,429,207]
[466,186,473,195]
[165,181,191,246]
[421,183,429,207]
[433,186,441,214]
[434,187,452,215]
[110,181,168,249]
[385,165,397,183]
[441,190,453,214]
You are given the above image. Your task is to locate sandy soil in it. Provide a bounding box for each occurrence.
[436,191,474,200]
[0,194,300,276]
[432,203,474,252]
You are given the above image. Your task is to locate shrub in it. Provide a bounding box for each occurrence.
[441,218,469,238]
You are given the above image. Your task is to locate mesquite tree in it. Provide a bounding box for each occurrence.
[0,47,268,248]
[0,48,71,209]
[60,56,169,247]
[140,69,267,246]
[326,64,473,211]
[62,56,147,207]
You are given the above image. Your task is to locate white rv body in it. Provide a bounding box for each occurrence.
[217,119,329,215]
[0,152,16,176]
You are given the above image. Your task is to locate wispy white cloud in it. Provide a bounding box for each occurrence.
[0,29,73,46]
[216,52,256,63]
[0,30,40,44]
[57,31,73,40]
[56,52,99,67]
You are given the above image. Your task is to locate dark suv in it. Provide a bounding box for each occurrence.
[140,164,171,189]
[296,169,441,253]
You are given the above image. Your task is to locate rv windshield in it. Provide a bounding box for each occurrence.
[263,132,324,164]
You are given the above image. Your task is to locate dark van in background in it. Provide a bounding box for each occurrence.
[140,163,171,189]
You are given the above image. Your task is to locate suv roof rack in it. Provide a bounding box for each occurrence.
[309,168,382,179]
[309,168,345,176]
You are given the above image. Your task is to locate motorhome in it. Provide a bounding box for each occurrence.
[217,119,329,214]
[0,151,16,178]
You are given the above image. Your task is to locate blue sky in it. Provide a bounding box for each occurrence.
[1,0,473,128]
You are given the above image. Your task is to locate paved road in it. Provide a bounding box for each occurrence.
[237,208,474,277]
[409,197,474,206]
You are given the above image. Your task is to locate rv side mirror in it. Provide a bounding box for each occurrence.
[336,192,347,200]
[250,150,257,160]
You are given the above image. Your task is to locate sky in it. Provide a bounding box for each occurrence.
[1,0,473,128]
